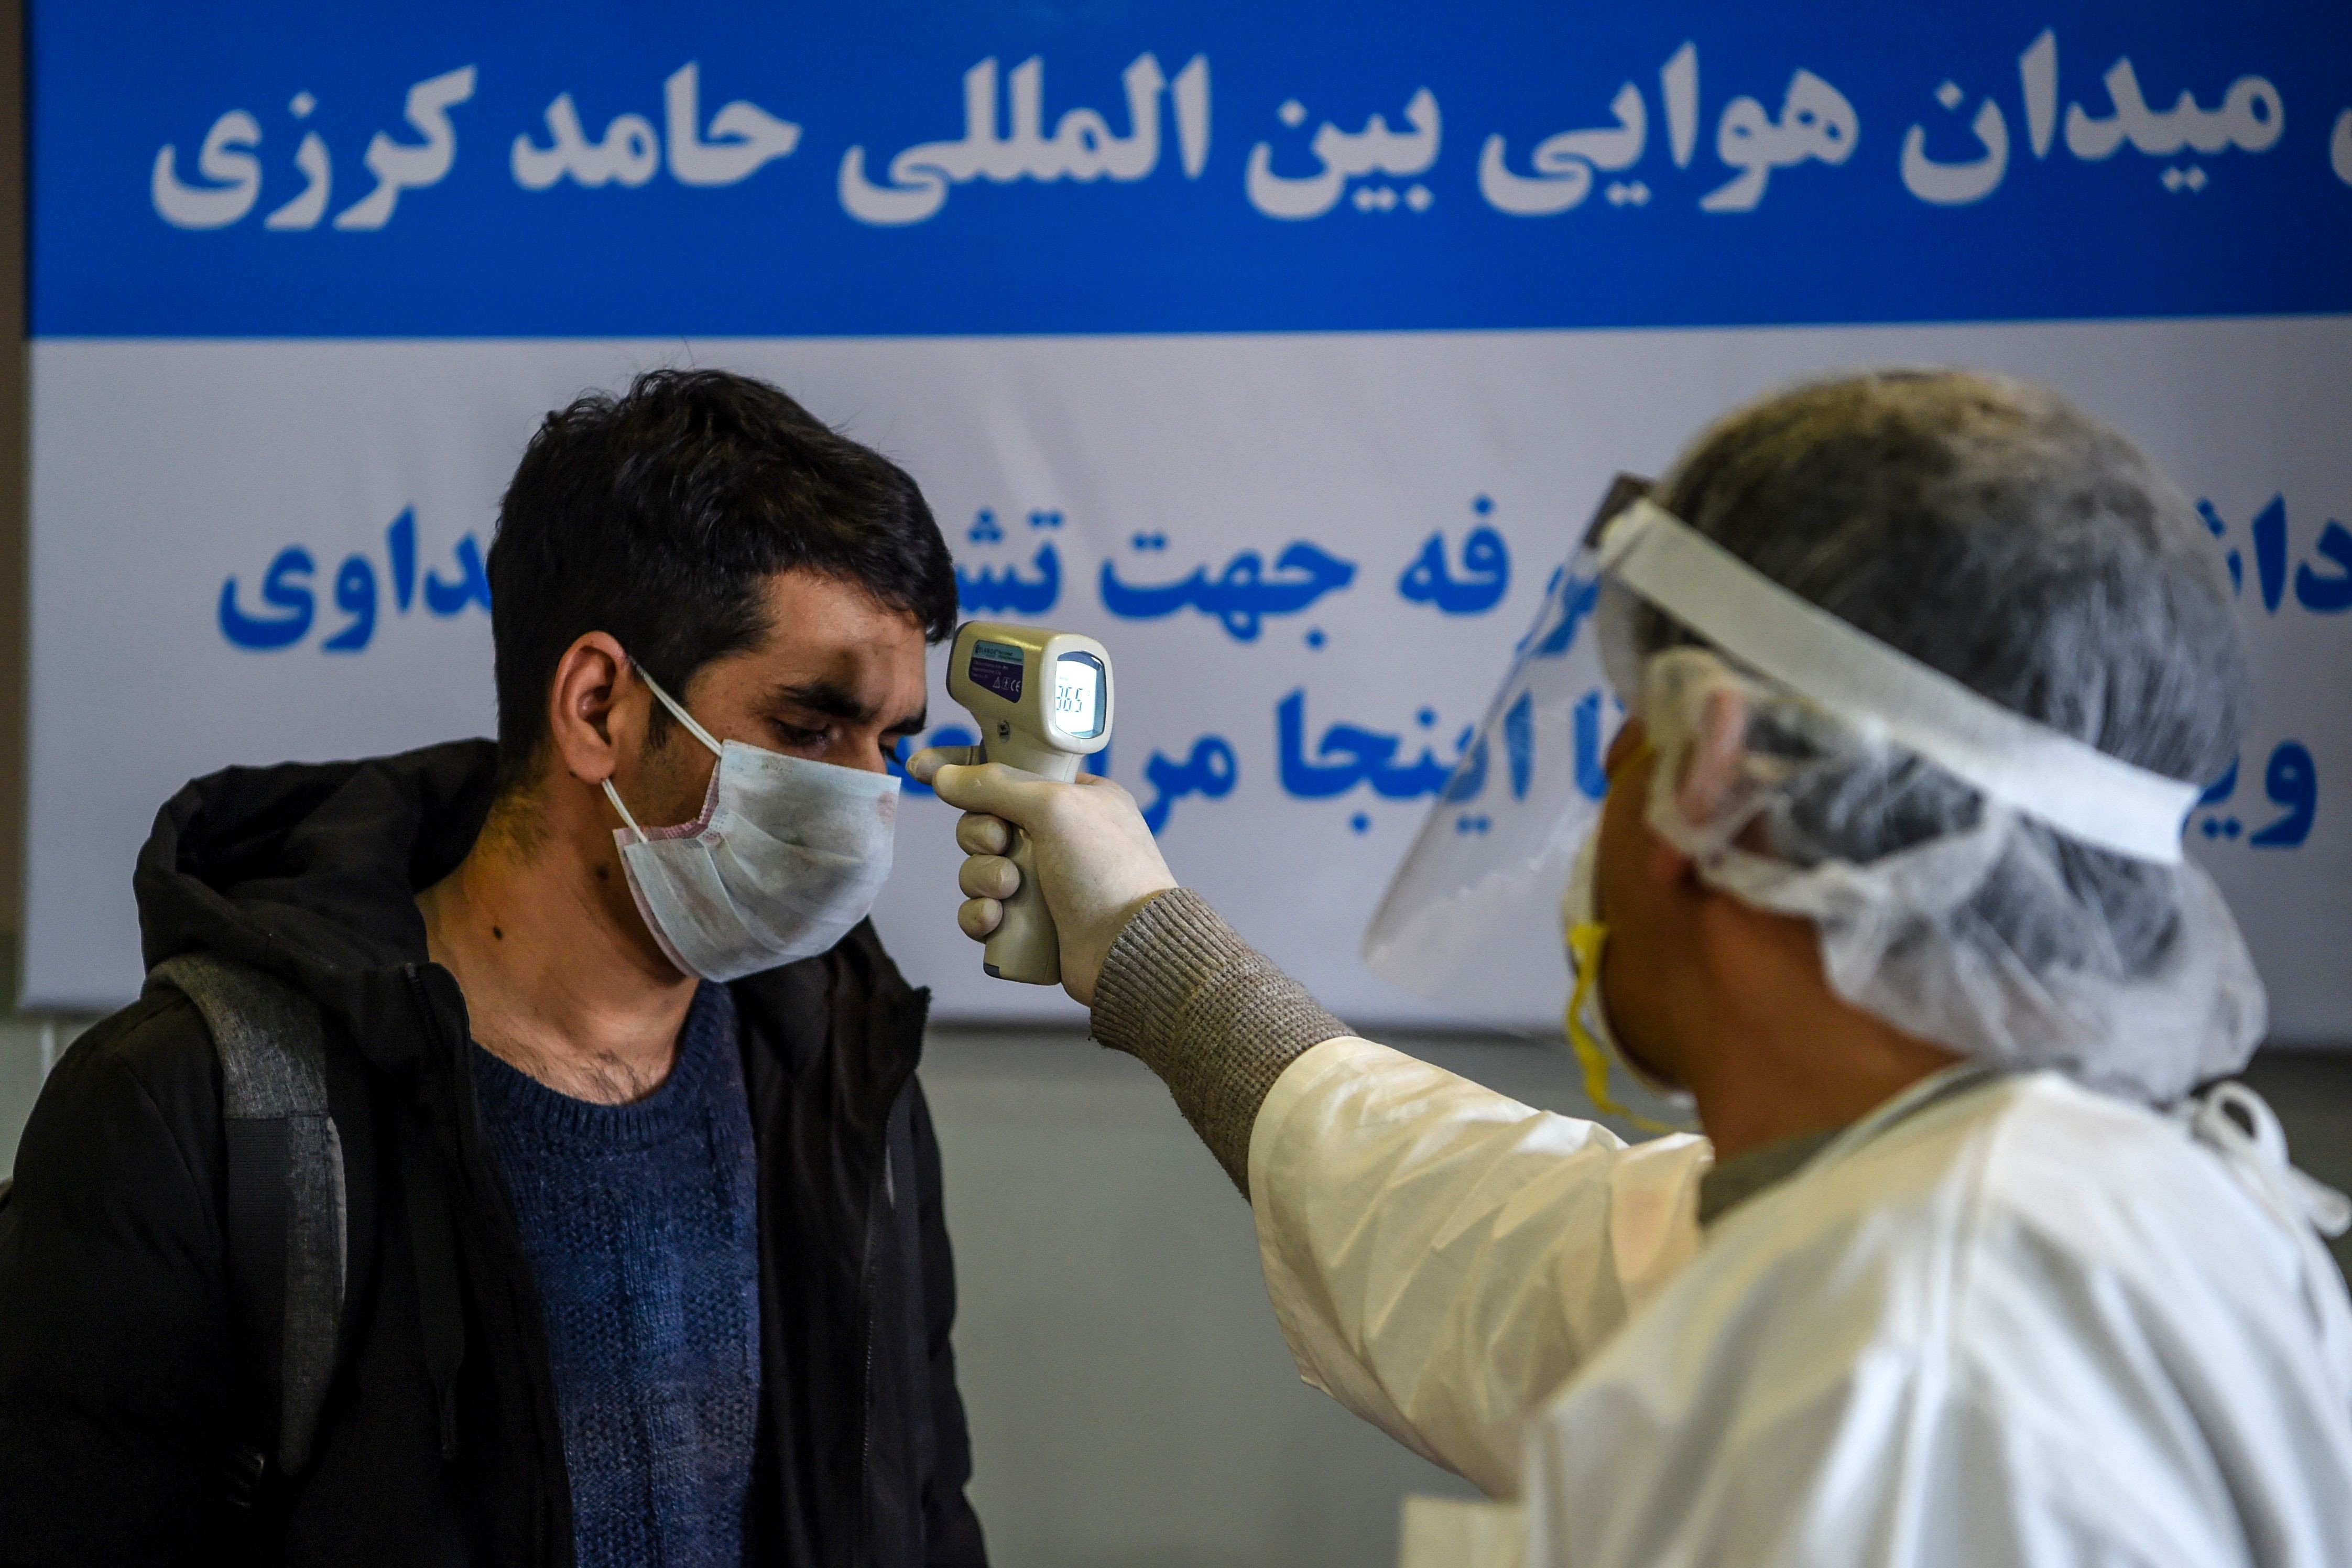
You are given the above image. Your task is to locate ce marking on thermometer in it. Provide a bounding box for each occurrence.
[945,620,1115,985]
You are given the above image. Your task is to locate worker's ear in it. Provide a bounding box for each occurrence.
[1675,686,1748,827]
[1643,685,1746,888]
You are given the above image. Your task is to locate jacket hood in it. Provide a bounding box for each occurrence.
[135,738,500,1069]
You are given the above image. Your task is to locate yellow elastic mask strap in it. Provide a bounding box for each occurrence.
[1564,919,1678,1136]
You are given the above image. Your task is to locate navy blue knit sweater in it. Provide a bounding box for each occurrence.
[474,983,758,1568]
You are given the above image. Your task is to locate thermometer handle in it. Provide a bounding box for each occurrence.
[976,736,1078,986]
[983,829,1061,985]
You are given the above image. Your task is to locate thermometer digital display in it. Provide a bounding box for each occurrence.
[1050,652,1106,740]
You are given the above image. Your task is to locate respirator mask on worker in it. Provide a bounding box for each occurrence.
[1364,476,2268,1112]
[603,664,900,982]
[1559,796,1695,1133]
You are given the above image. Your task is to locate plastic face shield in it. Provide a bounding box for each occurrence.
[1362,478,1649,1027]
[1363,474,2213,1035]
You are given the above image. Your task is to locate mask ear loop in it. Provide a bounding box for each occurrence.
[632,662,726,757]
[1563,925,1680,1137]
[602,659,722,843]
[603,778,649,844]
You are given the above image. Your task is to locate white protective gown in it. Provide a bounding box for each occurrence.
[1248,1037,2352,1567]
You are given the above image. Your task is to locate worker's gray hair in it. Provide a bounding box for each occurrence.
[1638,369,2256,1094]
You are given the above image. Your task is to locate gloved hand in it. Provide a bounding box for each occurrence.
[908,748,1179,1006]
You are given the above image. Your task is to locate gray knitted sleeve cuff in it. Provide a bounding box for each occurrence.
[1090,888,1352,1197]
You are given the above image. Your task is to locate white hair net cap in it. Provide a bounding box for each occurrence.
[1636,643,2265,1104]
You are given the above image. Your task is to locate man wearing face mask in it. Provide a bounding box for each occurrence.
[913,372,2352,1565]
[0,371,987,1567]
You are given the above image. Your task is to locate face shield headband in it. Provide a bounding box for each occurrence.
[1594,496,2199,864]
[1362,476,2206,1033]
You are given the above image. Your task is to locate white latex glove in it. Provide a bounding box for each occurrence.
[907,747,1178,1006]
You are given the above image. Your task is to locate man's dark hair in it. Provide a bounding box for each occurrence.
[487,368,957,791]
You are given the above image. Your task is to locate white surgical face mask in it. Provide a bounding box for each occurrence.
[1562,815,1694,1133]
[602,666,900,982]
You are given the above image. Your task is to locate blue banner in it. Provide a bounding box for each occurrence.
[32,2,2352,337]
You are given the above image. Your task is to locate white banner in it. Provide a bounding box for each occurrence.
[28,318,2352,1034]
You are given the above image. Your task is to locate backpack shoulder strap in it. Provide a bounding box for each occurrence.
[145,953,346,1483]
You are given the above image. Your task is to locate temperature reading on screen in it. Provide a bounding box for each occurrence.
[1051,652,1105,739]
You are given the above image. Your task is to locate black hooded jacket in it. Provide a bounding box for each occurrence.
[0,740,987,1567]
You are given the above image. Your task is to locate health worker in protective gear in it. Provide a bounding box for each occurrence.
[910,371,2352,1567]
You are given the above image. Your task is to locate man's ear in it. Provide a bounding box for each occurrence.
[546,632,638,787]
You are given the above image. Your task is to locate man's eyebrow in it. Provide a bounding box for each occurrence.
[771,680,925,732]
[771,679,874,722]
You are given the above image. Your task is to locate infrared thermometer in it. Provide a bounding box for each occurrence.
[945,621,1115,985]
